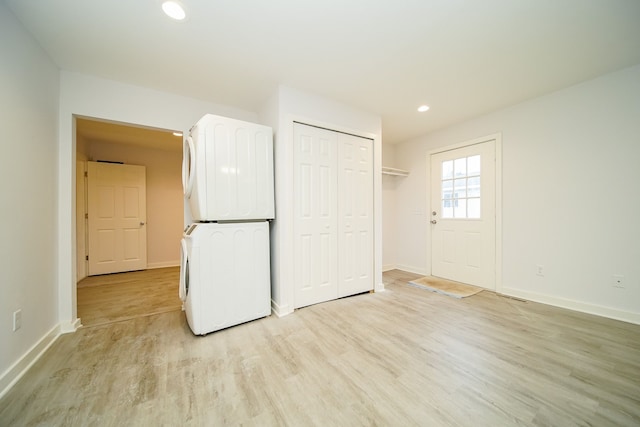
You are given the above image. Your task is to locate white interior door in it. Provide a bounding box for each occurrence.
[88,161,147,276]
[430,140,496,289]
[338,132,374,298]
[293,123,338,308]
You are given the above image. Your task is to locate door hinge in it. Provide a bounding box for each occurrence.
[85,255,89,261]
[85,213,88,219]
[84,171,88,177]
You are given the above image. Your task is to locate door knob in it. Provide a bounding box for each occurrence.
[140,221,146,226]
[430,220,437,224]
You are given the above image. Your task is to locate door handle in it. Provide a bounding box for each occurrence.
[140,221,146,226]
[430,220,437,224]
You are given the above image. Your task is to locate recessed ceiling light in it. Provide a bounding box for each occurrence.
[417,105,430,112]
[162,1,186,20]
[173,132,183,137]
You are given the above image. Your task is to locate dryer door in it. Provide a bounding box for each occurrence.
[179,238,189,303]
[182,136,196,198]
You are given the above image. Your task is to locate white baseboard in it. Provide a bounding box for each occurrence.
[60,318,82,334]
[147,261,180,269]
[394,264,428,276]
[0,324,61,399]
[382,264,396,272]
[502,287,640,326]
[271,299,293,318]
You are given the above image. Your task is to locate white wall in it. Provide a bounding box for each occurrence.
[393,64,640,323]
[382,143,398,271]
[260,86,383,316]
[87,142,183,269]
[0,4,60,395]
[57,71,258,329]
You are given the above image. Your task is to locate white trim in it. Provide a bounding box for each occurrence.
[382,264,396,272]
[147,261,180,269]
[59,318,82,334]
[271,299,293,318]
[0,325,61,399]
[425,133,503,292]
[502,287,640,326]
[494,135,503,294]
[395,264,428,276]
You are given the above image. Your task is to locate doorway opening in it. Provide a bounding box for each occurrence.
[75,116,184,326]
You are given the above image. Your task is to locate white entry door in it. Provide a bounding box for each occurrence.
[87,161,147,275]
[293,124,339,308]
[430,139,496,289]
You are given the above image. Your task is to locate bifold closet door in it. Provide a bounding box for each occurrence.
[293,123,374,309]
[293,124,339,308]
[337,133,374,298]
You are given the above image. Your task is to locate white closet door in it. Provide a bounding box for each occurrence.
[338,133,374,297]
[293,123,339,308]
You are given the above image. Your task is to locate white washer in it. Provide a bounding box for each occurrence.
[182,114,275,222]
[179,222,271,335]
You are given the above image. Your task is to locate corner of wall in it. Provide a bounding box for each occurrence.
[0,324,62,400]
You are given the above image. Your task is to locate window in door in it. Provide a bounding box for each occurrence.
[441,154,481,219]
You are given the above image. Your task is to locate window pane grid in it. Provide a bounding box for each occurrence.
[441,155,481,219]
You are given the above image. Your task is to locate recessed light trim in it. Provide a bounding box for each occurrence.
[162,1,186,20]
[418,105,430,112]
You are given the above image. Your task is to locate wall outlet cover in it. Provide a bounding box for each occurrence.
[13,309,22,332]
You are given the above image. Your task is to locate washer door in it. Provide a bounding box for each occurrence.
[179,238,189,302]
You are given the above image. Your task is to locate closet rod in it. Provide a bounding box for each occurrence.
[293,121,373,141]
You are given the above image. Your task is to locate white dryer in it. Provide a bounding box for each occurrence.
[179,221,271,335]
[182,114,275,222]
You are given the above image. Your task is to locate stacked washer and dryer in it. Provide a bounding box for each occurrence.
[179,114,274,335]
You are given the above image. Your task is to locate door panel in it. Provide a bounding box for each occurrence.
[293,124,338,308]
[430,140,495,288]
[88,161,147,275]
[338,133,374,298]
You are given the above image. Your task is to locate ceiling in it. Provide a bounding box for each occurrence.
[7,0,640,144]
[76,118,183,152]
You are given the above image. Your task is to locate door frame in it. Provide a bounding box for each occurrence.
[291,123,375,309]
[274,114,383,316]
[425,133,503,293]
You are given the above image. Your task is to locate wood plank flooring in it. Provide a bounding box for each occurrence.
[1,269,639,426]
[77,267,182,327]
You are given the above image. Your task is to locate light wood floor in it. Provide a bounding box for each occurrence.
[77,267,182,327]
[1,270,639,426]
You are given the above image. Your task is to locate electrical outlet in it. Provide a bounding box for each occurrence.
[612,274,624,288]
[13,309,22,332]
[536,265,544,277]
